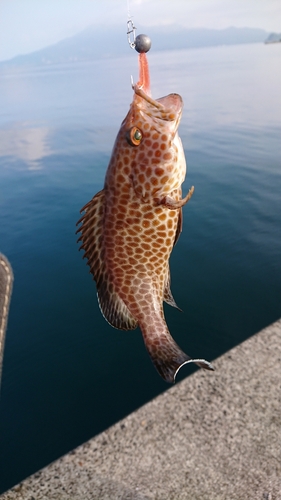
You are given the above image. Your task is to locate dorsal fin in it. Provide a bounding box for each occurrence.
[77,190,105,286]
[76,190,138,331]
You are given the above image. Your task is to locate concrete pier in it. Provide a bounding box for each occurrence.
[1,319,281,500]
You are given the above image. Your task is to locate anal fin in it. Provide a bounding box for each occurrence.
[163,266,182,311]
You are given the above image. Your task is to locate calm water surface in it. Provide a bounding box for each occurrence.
[0,43,280,491]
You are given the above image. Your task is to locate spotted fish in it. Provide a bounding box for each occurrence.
[77,53,214,383]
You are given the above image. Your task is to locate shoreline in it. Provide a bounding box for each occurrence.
[1,319,281,499]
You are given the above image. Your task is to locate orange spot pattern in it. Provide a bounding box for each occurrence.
[76,80,214,383]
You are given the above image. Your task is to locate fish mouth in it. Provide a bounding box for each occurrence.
[133,85,183,120]
[156,93,183,114]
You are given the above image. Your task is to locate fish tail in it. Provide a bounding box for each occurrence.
[139,318,214,383]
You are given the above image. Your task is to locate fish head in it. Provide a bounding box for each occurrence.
[131,87,184,139]
[110,53,186,201]
[129,52,184,148]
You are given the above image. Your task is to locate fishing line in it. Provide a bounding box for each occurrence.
[126,0,132,20]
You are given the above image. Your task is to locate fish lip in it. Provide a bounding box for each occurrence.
[133,85,183,117]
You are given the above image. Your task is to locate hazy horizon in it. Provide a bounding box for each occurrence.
[0,25,271,67]
[0,0,280,62]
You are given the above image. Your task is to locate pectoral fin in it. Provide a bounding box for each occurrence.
[154,186,194,209]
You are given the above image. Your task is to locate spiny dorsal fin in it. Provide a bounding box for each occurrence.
[76,190,138,331]
[76,190,105,286]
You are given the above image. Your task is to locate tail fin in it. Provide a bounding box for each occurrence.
[140,320,214,383]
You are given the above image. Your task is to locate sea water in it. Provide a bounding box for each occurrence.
[0,42,280,491]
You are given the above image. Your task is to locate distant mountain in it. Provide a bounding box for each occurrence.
[265,32,281,44]
[0,25,269,68]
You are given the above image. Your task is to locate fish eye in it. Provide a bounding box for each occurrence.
[126,126,143,146]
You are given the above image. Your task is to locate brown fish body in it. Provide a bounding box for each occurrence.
[77,54,214,382]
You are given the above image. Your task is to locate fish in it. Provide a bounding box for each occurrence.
[76,52,214,383]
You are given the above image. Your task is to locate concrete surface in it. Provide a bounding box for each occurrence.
[1,319,281,500]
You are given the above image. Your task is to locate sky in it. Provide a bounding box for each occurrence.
[0,0,280,62]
